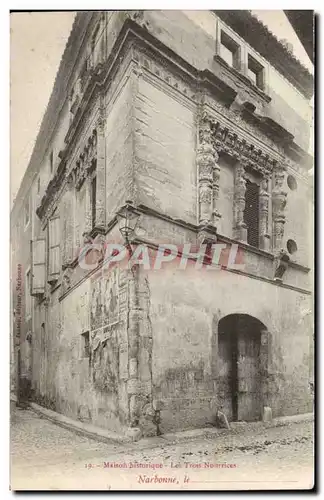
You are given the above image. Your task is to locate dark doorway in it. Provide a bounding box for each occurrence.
[218,314,265,421]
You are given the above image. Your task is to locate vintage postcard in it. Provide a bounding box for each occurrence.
[10,9,314,491]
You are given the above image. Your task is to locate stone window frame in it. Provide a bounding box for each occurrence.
[80,330,90,359]
[215,18,269,95]
[219,29,241,71]
[247,53,266,91]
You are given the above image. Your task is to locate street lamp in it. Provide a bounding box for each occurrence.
[116,201,140,256]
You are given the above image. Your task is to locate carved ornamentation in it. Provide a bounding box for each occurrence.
[61,174,75,267]
[62,266,73,294]
[233,162,247,242]
[272,164,288,251]
[196,116,216,227]
[75,129,98,190]
[209,118,276,179]
[259,177,271,251]
[133,48,197,102]
[95,102,106,229]
[274,249,290,281]
[203,93,283,156]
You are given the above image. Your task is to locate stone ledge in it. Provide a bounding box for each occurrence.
[28,402,128,445]
[23,400,313,450]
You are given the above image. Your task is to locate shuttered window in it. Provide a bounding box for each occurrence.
[48,214,61,282]
[244,180,260,248]
[31,238,46,295]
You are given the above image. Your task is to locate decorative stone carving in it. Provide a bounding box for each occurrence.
[212,150,221,227]
[62,266,73,294]
[233,162,247,242]
[259,177,271,251]
[210,118,276,178]
[197,116,217,228]
[84,179,93,234]
[274,249,290,281]
[62,174,75,267]
[74,129,97,191]
[95,108,106,230]
[272,164,288,251]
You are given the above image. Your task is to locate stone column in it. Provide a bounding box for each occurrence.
[212,150,221,228]
[197,117,216,228]
[126,265,155,440]
[233,162,247,242]
[259,177,271,251]
[62,174,75,267]
[95,115,106,230]
[272,163,287,252]
[84,166,93,236]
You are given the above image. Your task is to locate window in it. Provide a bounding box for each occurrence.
[50,151,54,174]
[287,239,298,255]
[244,180,260,248]
[25,269,31,318]
[287,174,298,191]
[48,214,61,283]
[24,197,30,228]
[91,174,97,229]
[247,55,265,90]
[31,238,46,296]
[37,176,41,194]
[220,30,241,70]
[81,331,90,358]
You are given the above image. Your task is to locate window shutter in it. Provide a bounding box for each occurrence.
[48,215,61,282]
[244,180,260,248]
[31,239,46,295]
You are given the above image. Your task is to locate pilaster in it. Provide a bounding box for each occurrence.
[233,162,248,242]
[95,109,106,229]
[259,177,271,251]
[197,115,219,229]
[272,163,288,252]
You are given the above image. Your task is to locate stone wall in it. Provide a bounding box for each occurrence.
[135,77,197,223]
[146,263,313,432]
[31,266,130,434]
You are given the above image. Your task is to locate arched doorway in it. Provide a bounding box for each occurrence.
[218,314,268,422]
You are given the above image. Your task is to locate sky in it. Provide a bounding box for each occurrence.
[10,11,313,203]
[10,12,76,203]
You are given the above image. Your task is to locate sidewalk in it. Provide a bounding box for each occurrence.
[11,403,314,491]
[25,399,314,451]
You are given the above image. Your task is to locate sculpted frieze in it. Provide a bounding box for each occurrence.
[200,110,277,178]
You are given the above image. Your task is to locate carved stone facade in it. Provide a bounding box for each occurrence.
[12,11,313,440]
[197,109,282,250]
[272,163,288,252]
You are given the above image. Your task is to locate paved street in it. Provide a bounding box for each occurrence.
[10,404,314,491]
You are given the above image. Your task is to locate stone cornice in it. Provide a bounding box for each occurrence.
[130,236,311,296]
[133,203,311,274]
[201,110,279,179]
[212,53,272,105]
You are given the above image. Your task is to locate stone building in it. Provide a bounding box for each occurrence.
[11,11,314,438]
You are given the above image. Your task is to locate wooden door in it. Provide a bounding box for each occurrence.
[236,321,261,421]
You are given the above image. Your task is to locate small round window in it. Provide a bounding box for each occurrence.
[287,239,298,255]
[287,175,297,191]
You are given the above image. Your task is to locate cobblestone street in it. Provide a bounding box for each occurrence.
[10,404,314,491]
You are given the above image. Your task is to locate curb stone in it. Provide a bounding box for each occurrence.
[19,400,313,451]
